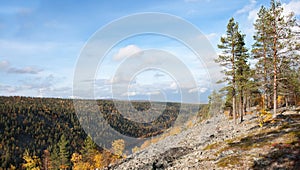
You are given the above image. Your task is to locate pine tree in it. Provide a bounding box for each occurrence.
[252,0,298,115]
[235,33,250,122]
[252,6,273,110]
[215,17,248,124]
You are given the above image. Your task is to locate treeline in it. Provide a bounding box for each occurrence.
[0,96,200,169]
[215,0,300,123]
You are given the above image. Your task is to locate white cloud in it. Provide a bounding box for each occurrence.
[169,82,178,90]
[247,7,260,22]
[0,84,18,93]
[282,0,300,16]
[0,60,43,74]
[205,33,217,40]
[243,0,300,46]
[8,66,43,74]
[204,33,219,45]
[0,60,9,70]
[247,0,300,23]
[146,91,161,95]
[200,87,208,93]
[113,45,142,61]
[109,74,136,85]
[188,87,208,93]
[236,0,257,14]
[0,74,70,97]
[122,91,137,97]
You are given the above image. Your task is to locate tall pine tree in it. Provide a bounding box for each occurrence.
[215,18,250,124]
[252,6,273,110]
[235,33,250,122]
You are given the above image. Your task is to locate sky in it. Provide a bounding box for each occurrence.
[0,0,299,103]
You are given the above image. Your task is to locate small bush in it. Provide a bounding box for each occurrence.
[257,109,273,127]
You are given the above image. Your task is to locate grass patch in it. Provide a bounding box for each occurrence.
[227,130,277,151]
[224,138,235,144]
[203,142,219,150]
[214,146,231,157]
[217,155,241,168]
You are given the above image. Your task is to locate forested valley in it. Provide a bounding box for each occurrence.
[0,96,202,169]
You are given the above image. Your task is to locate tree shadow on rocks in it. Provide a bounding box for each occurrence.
[251,115,300,170]
[227,114,300,169]
[252,141,300,170]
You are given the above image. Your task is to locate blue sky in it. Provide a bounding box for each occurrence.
[0,0,299,103]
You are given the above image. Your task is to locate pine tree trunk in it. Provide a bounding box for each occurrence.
[232,65,236,124]
[239,87,244,123]
[240,94,243,122]
[273,71,277,115]
[233,94,236,124]
[268,93,272,109]
[263,37,268,110]
[247,95,250,111]
[232,36,237,124]
[272,6,278,116]
[243,93,247,115]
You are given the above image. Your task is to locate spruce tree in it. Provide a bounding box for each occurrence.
[58,134,70,169]
[49,145,60,170]
[81,135,97,162]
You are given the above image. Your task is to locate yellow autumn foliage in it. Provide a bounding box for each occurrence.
[93,153,103,168]
[258,109,273,127]
[112,139,125,158]
[22,150,41,170]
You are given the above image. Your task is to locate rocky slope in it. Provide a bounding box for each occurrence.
[108,107,300,170]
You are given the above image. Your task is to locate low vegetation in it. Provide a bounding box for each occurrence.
[199,113,300,169]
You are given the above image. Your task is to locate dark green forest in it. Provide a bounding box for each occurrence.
[0,96,201,169]
[0,96,85,169]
